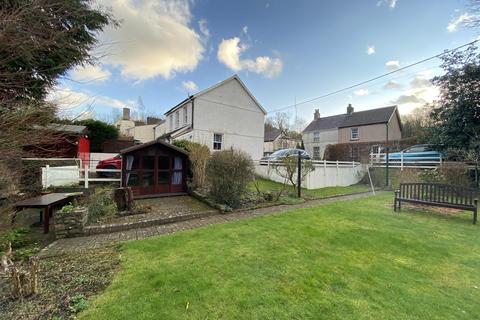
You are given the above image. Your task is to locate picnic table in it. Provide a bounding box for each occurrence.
[14,192,83,233]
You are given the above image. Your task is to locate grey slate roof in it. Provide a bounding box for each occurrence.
[340,106,397,128]
[264,129,282,142]
[303,114,346,132]
[303,106,398,132]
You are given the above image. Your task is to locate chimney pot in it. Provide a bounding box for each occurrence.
[314,109,320,120]
[347,104,354,115]
[123,108,130,120]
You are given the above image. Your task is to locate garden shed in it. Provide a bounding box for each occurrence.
[120,140,189,198]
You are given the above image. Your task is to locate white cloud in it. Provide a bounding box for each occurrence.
[383,80,403,90]
[182,80,198,92]
[266,2,270,8]
[391,72,439,114]
[367,46,375,55]
[217,37,283,78]
[385,60,400,71]
[354,89,369,96]
[70,64,111,83]
[243,26,248,34]
[47,87,132,111]
[377,0,397,9]
[198,19,210,40]
[447,13,475,32]
[99,0,204,81]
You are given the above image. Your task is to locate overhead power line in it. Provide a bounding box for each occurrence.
[267,39,479,114]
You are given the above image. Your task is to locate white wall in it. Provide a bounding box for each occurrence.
[126,125,156,143]
[154,122,166,139]
[42,166,79,188]
[303,128,338,159]
[193,79,265,160]
[255,163,366,189]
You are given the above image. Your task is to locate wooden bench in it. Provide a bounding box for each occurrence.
[394,183,478,224]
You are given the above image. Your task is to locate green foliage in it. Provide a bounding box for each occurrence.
[12,246,40,261]
[206,149,254,208]
[1,227,29,250]
[75,119,118,152]
[429,44,480,167]
[60,202,75,213]
[69,294,90,313]
[85,187,117,223]
[172,139,199,152]
[0,0,116,104]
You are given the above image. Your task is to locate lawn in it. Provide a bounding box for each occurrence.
[80,194,480,320]
[250,177,371,199]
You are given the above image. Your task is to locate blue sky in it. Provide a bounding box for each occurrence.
[50,0,478,128]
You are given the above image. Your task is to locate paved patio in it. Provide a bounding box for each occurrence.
[38,191,380,258]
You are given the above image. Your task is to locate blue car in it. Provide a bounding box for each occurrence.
[388,144,442,161]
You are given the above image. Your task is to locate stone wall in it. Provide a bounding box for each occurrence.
[54,207,88,239]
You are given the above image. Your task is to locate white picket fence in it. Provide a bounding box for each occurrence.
[42,164,121,188]
[369,152,442,170]
[258,159,361,168]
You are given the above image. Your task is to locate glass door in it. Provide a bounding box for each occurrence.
[156,155,170,193]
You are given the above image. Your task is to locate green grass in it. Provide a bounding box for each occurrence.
[80,194,480,320]
[250,178,371,199]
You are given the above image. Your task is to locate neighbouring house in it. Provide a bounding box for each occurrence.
[162,75,266,160]
[263,129,298,156]
[303,104,402,160]
[120,139,189,198]
[115,108,166,143]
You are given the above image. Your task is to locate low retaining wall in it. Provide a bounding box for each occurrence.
[54,207,88,239]
[255,163,367,189]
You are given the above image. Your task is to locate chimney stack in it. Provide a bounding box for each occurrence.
[123,107,131,120]
[347,104,354,115]
[314,109,320,120]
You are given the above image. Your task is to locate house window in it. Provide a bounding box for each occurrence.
[313,146,320,159]
[183,107,188,125]
[351,128,359,140]
[175,111,179,129]
[213,133,223,150]
[169,116,173,131]
[313,131,320,143]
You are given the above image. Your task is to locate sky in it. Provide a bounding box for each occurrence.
[49,0,479,128]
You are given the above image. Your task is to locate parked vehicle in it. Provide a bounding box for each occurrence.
[388,144,442,161]
[96,154,122,176]
[261,149,311,163]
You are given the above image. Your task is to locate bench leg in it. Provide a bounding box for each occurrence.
[474,200,478,225]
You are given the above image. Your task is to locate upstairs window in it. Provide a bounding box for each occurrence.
[213,133,223,150]
[313,131,320,143]
[351,128,359,140]
[175,111,180,129]
[183,107,188,125]
[169,116,173,130]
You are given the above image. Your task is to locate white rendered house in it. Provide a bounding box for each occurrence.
[162,75,266,161]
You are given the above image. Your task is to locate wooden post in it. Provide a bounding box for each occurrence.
[474,199,478,225]
[84,164,89,189]
[400,152,404,171]
[297,151,301,198]
[43,205,50,234]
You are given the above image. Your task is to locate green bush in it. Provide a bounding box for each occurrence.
[69,294,90,313]
[85,187,117,223]
[1,227,29,250]
[206,149,254,208]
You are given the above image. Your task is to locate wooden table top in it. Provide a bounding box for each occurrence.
[15,192,82,208]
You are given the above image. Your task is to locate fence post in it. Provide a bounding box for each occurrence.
[336,160,339,169]
[45,165,50,189]
[297,151,301,198]
[400,152,404,171]
[84,164,89,189]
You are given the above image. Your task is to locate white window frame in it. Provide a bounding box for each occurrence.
[169,116,173,131]
[351,128,359,140]
[313,131,320,143]
[183,107,188,125]
[175,111,179,129]
[213,133,223,150]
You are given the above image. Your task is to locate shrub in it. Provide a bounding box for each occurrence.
[206,149,254,208]
[189,143,210,189]
[85,186,117,223]
[437,162,471,186]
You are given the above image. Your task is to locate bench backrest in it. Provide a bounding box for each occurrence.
[399,183,478,208]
